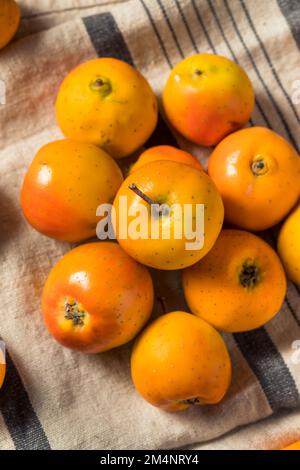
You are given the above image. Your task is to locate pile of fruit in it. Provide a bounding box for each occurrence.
[1,1,299,452]
[18,52,300,412]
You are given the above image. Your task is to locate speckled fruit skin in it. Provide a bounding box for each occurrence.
[113,160,224,270]
[0,0,20,50]
[163,54,254,147]
[42,242,154,353]
[208,127,300,231]
[183,229,287,333]
[56,58,158,159]
[129,145,203,174]
[278,205,300,285]
[21,139,123,243]
[282,441,300,450]
[131,311,232,411]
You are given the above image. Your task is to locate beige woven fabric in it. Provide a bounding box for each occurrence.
[188,408,300,450]
[0,0,299,450]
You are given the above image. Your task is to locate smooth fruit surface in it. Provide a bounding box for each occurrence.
[42,242,154,353]
[21,139,123,242]
[129,145,202,173]
[131,311,231,411]
[113,160,224,270]
[183,229,287,332]
[0,365,5,389]
[0,0,20,50]
[56,58,158,158]
[163,54,254,146]
[278,205,300,285]
[208,127,300,231]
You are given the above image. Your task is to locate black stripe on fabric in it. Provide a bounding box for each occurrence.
[0,351,51,450]
[206,0,236,60]
[285,297,300,327]
[174,0,199,52]
[240,0,300,124]
[82,12,177,147]
[206,0,267,128]
[223,0,299,150]
[82,14,134,65]
[234,329,300,411]
[191,0,216,53]
[294,283,300,297]
[277,0,300,48]
[139,0,173,68]
[157,0,184,58]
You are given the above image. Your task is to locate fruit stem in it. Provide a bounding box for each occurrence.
[89,77,112,98]
[128,183,163,215]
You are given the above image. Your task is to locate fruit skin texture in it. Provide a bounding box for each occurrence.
[0,364,5,389]
[42,242,154,353]
[21,139,123,243]
[208,127,300,231]
[183,229,287,333]
[278,205,300,285]
[163,54,254,147]
[0,0,20,50]
[113,160,224,270]
[131,311,231,412]
[129,145,203,174]
[56,58,158,159]
[282,441,300,450]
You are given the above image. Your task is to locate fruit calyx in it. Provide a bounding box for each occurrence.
[251,156,269,176]
[89,76,112,98]
[64,298,86,326]
[181,397,201,406]
[239,260,261,288]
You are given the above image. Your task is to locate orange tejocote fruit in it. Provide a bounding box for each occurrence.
[131,311,232,411]
[113,160,224,270]
[163,54,254,147]
[0,0,20,50]
[208,127,300,231]
[183,229,287,333]
[56,58,158,159]
[21,139,123,243]
[129,145,203,174]
[278,204,300,285]
[42,242,154,353]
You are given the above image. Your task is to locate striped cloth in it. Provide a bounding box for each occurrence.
[0,0,299,450]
